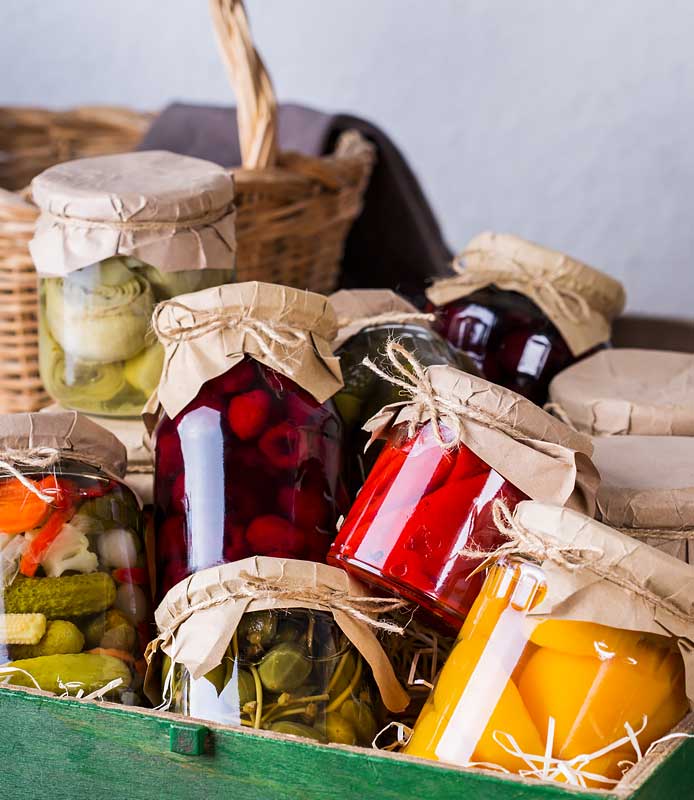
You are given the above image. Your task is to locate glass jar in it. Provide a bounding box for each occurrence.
[39,256,232,417]
[405,557,688,787]
[335,323,479,496]
[154,358,345,599]
[165,608,378,746]
[328,421,527,631]
[1,457,149,705]
[433,287,600,405]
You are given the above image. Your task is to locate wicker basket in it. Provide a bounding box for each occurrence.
[0,0,374,414]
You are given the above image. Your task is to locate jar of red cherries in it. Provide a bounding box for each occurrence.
[426,232,625,405]
[328,347,598,631]
[147,282,346,599]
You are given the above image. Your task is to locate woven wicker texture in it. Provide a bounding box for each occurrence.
[0,0,374,413]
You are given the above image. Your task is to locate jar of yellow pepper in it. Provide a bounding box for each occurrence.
[405,501,692,789]
[30,151,236,417]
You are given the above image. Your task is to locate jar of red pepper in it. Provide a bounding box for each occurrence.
[328,345,599,631]
[146,282,346,599]
[426,232,625,405]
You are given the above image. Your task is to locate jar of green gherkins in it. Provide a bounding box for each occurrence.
[145,557,409,746]
[329,289,480,496]
[30,151,236,417]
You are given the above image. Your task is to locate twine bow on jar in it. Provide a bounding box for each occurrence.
[336,311,435,331]
[453,248,592,325]
[362,340,522,449]
[152,298,310,377]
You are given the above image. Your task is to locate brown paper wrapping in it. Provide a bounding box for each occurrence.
[592,436,694,562]
[147,557,409,713]
[515,501,694,706]
[144,281,343,426]
[330,289,431,350]
[365,364,599,516]
[425,232,625,356]
[0,411,127,478]
[549,349,694,436]
[30,151,236,276]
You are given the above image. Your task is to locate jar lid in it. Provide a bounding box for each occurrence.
[30,151,236,276]
[363,349,599,516]
[549,348,694,436]
[0,411,127,478]
[146,556,409,713]
[330,289,433,349]
[593,435,694,531]
[145,281,343,424]
[426,232,626,356]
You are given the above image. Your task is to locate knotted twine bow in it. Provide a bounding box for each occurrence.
[453,247,592,324]
[458,499,693,627]
[362,341,522,449]
[152,298,310,377]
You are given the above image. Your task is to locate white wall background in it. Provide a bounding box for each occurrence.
[3,0,693,315]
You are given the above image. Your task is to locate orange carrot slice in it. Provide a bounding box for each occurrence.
[0,477,51,534]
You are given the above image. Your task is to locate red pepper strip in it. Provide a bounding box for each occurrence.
[112,567,148,585]
[19,506,72,577]
[78,479,116,500]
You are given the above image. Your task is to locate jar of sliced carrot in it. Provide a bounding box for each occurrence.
[404,501,693,789]
[0,412,149,705]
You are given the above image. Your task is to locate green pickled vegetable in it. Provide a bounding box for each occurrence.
[233,667,257,707]
[138,264,232,300]
[202,662,227,695]
[257,642,312,693]
[268,720,326,742]
[11,620,85,659]
[339,699,377,745]
[238,612,278,649]
[5,653,131,695]
[6,573,117,619]
[325,711,358,745]
[44,260,154,364]
[123,343,164,395]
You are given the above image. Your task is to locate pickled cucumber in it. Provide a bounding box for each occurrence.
[5,653,131,694]
[11,620,85,659]
[5,573,117,619]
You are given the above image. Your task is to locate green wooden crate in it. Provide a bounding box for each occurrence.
[0,686,691,800]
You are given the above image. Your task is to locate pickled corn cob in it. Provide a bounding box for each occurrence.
[0,613,46,645]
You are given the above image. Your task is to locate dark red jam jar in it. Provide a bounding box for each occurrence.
[154,358,345,598]
[328,420,526,631]
[427,233,625,406]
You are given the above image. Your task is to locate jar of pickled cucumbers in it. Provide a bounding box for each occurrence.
[426,232,625,405]
[0,411,150,705]
[328,352,598,630]
[145,282,347,599]
[405,501,693,789]
[145,558,409,744]
[30,151,236,417]
[330,289,480,497]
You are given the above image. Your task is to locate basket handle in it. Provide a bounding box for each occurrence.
[209,0,278,169]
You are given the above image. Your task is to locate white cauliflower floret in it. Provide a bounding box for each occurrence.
[40,517,99,578]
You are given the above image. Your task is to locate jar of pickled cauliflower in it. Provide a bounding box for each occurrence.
[146,558,409,744]
[426,232,625,405]
[405,501,692,789]
[146,282,347,599]
[0,411,150,705]
[30,151,236,417]
[328,352,598,630]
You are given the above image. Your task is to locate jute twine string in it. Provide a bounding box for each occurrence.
[619,527,694,541]
[460,499,693,626]
[337,311,435,331]
[0,411,79,503]
[152,299,310,377]
[362,340,523,449]
[453,248,592,324]
[42,202,234,232]
[149,572,408,659]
